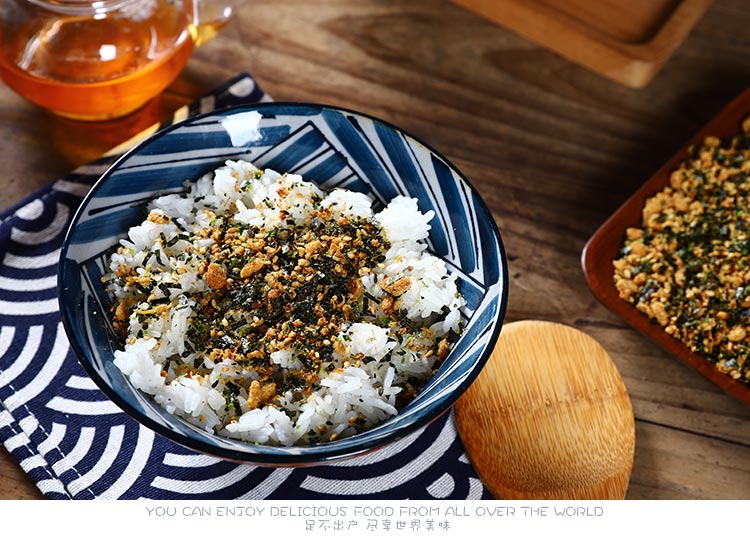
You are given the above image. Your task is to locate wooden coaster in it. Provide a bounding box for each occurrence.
[454,320,635,499]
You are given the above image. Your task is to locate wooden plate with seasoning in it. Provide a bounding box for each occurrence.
[582,88,750,405]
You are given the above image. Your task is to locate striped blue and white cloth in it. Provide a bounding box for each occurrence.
[0,73,490,500]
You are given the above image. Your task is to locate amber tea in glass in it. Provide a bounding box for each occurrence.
[0,0,196,120]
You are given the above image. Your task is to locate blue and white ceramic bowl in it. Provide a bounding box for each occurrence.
[58,103,508,465]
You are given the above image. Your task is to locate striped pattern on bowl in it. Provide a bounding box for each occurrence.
[59,103,508,465]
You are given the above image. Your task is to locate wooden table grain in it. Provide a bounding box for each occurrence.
[1,0,750,500]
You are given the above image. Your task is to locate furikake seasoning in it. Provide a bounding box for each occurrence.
[613,115,750,384]
[104,163,464,445]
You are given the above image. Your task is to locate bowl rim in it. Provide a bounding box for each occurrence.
[58,101,510,465]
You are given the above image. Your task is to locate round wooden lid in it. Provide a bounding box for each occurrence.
[454,320,635,500]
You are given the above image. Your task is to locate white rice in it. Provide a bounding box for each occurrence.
[105,159,465,445]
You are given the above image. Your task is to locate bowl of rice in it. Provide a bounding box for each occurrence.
[58,103,508,465]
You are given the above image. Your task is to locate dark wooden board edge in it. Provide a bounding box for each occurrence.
[581,88,750,405]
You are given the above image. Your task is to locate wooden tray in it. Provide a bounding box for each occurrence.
[582,88,750,405]
[449,0,714,88]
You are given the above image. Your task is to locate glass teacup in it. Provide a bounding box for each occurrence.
[0,0,244,120]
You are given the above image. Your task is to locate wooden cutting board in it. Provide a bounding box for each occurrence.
[449,0,714,88]
[454,320,635,500]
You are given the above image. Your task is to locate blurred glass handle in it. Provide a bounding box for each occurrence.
[192,0,247,46]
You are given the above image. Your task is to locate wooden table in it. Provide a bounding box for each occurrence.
[1,0,749,500]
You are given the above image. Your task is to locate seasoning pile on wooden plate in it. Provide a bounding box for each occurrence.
[613,116,750,384]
